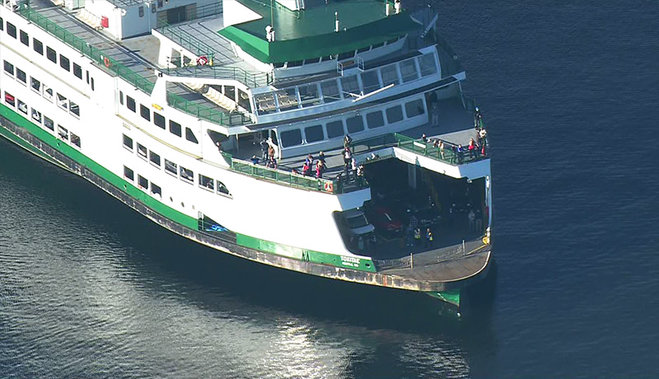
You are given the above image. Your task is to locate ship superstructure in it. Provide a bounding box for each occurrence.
[0,0,492,308]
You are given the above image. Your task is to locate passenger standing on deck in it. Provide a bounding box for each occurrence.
[343,147,352,177]
[305,153,314,169]
[344,134,353,150]
[316,160,325,178]
[439,140,445,159]
[351,158,358,180]
[260,139,269,161]
[474,106,482,130]
[468,138,477,158]
[425,228,433,248]
[318,151,326,165]
[302,161,311,176]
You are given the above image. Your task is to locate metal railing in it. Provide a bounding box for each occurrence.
[166,65,271,88]
[393,133,488,165]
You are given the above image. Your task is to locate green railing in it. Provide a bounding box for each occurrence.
[166,65,271,88]
[19,6,155,94]
[159,23,216,63]
[393,133,488,164]
[166,92,251,125]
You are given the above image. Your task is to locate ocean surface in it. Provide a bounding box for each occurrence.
[2,0,659,377]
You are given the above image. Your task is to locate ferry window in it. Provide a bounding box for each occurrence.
[126,96,136,112]
[122,134,134,150]
[199,175,214,191]
[405,99,425,118]
[380,64,399,86]
[46,47,57,63]
[169,120,182,137]
[17,68,27,83]
[3,60,14,75]
[153,112,165,129]
[254,93,276,114]
[399,59,419,83]
[4,92,15,107]
[185,128,198,144]
[44,116,54,131]
[164,159,177,176]
[31,108,42,124]
[360,71,380,93]
[119,91,124,105]
[123,166,134,181]
[280,129,302,147]
[20,30,29,46]
[180,166,193,183]
[70,101,80,117]
[137,143,147,158]
[224,85,235,100]
[151,183,162,197]
[138,175,149,189]
[43,85,53,102]
[326,120,345,139]
[56,93,68,111]
[149,150,161,166]
[0,17,3,31]
[70,133,81,148]
[90,77,94,91]
[386,105,404,123]
[57,125,69,140]
[43,116,55,131]
[217,180,230,196]
[140,104,150,121]
[139,6,144,17]
[298,83,320,107]
[276,88,298,111]
[31,77,41,93]
[340,75,360,96]
[418,54,437,77]
[304,125,324,143]
[86,71,90,84]
[73,63,82,79]
[6,22,16,38]
[346,115,364,133]
[237,89,251,112]
[17,100,28,115]
[366,111,385,129]
[33,38,43,55]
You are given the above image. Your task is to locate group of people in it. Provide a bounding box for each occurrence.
[405,215,435,248]
[301,151,326,178]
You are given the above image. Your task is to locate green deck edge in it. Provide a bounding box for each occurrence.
[0,104,375,272]
[426,289,461,307]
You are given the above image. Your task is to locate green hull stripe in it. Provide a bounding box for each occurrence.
[427,289,461,307]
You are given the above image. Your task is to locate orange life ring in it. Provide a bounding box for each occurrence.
[103,56,111,68]
[196,56,208,66]
[324,182,333,193]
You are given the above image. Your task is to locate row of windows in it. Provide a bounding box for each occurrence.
[2,18,94,90]
[119,91,198,144]
[3,60,81,118]
[255,52,436,115]
[3,90,81,149]
[122,134,231,197]
[123,165,162,198]
[278,98,426,148]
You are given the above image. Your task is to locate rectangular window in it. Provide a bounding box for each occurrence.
[298,83,320,107]
[405,99,425,118]
[380,64,400,86]
[31,108,42,123]
[70,133,81,148]
[30,77,41,93]
[386,105,404,123]
[43,85,53,102]
[33,38,43,55]
[418,54,437,77]
[126,96,136,112]
[0,17,3,31]
[340,75,360,96]
[346,115,364,134]
[6,22,16,38]
[4,60,14,75]
[140,104,150,121]
[151,183,162,197]
[169,120,182,137]
[280,129,302,147]
[119,91,124,105]
[73,63,82,79]
[4,92,15,107]
[137,143,147,158]
[123,166,134,181]
[139,6,144,17]
[366,111,385,129]
[149,150,161,167]
[56,93,68,111]
[57,125,69,140]
[304,125,324,143]
[199,175,214,191]
[70,101,80,117]
[90,77,94,91]
[59,55,70,71]
[153,112,165,129]
[138,175,149,189]
[46,47,57,63]
[122,134,134,150]
[326,120,345,139]
[399,59,419,83]
[360,71,380,93]
[164,159,177,176]
[17,99,27,115]
[185,128,198,144]
[216,180,230,196]
[180,166,193,182]
[16,68,25,83]
[19,30,29,46]
[44,116,54,131]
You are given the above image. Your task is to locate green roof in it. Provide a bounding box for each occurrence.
[218,0,420,64]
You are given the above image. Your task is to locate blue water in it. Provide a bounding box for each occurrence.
[2,1,659,376]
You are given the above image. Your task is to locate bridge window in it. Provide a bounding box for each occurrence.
[399,59,418,83]
[60,54,70,72]
[185,127,198,144]
[340,75,360,96]
[126,96,136,112]
[46,47,57,63]
[326,120,345,139]
[153,112,165,129]
[366,111,385,129]
[73,63,82,79]
[346,115,364,133]
[405,99,425,118]
[20,30,28,46]
[140,104,150,121]
[386,105,403,123]
[169,120,181,136]
[280,129,302,147]
[6,22,16,38]
[321,79,341,103]
[298,83,320,107]
[304,125,324,143]
[360,71,380,93]
[418,54,437,77]
[33,38,43,55]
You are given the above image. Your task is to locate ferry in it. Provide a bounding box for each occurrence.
[0,0,492,309]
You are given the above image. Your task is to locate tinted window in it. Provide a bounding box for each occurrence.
[304,125,324,143]
[169,120,181,136]
[326,120,345,139]
[153,112,165,129]
[123,166,134,181]
[399,59,418,83]
[31,77,41,92]
[126,96,136,112]
[405,99,425,117]
[360,71,380,93]
[33,38,43,55]
[217,180,230,196]
[73,63,82,79]
[122,134,133,150]
[165,159,177,175]
[418,54,437,77]
[320,80,341,103]
[185,128,198,144]
[17,69,27,84]
[280,129,302,147]
[137,143,147,158]
[151,183,162,197]
[380,64,399,86]
[19,30,29,46]
[346,115,364,133]
[46,47,57,63]
[6,22,16,38]
[70,133,81,148]
[340,75,360,95]
[3,60,14,75]
[59,55,70,71]
[366,111,385,128]
[140,104,150,121]
[138,175,148,189]
[69,101,80,117]
[44,116,54,131]
[386,105,403,123]
[149,151,161,166]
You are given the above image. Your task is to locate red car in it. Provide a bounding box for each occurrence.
[367,206,403,235]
